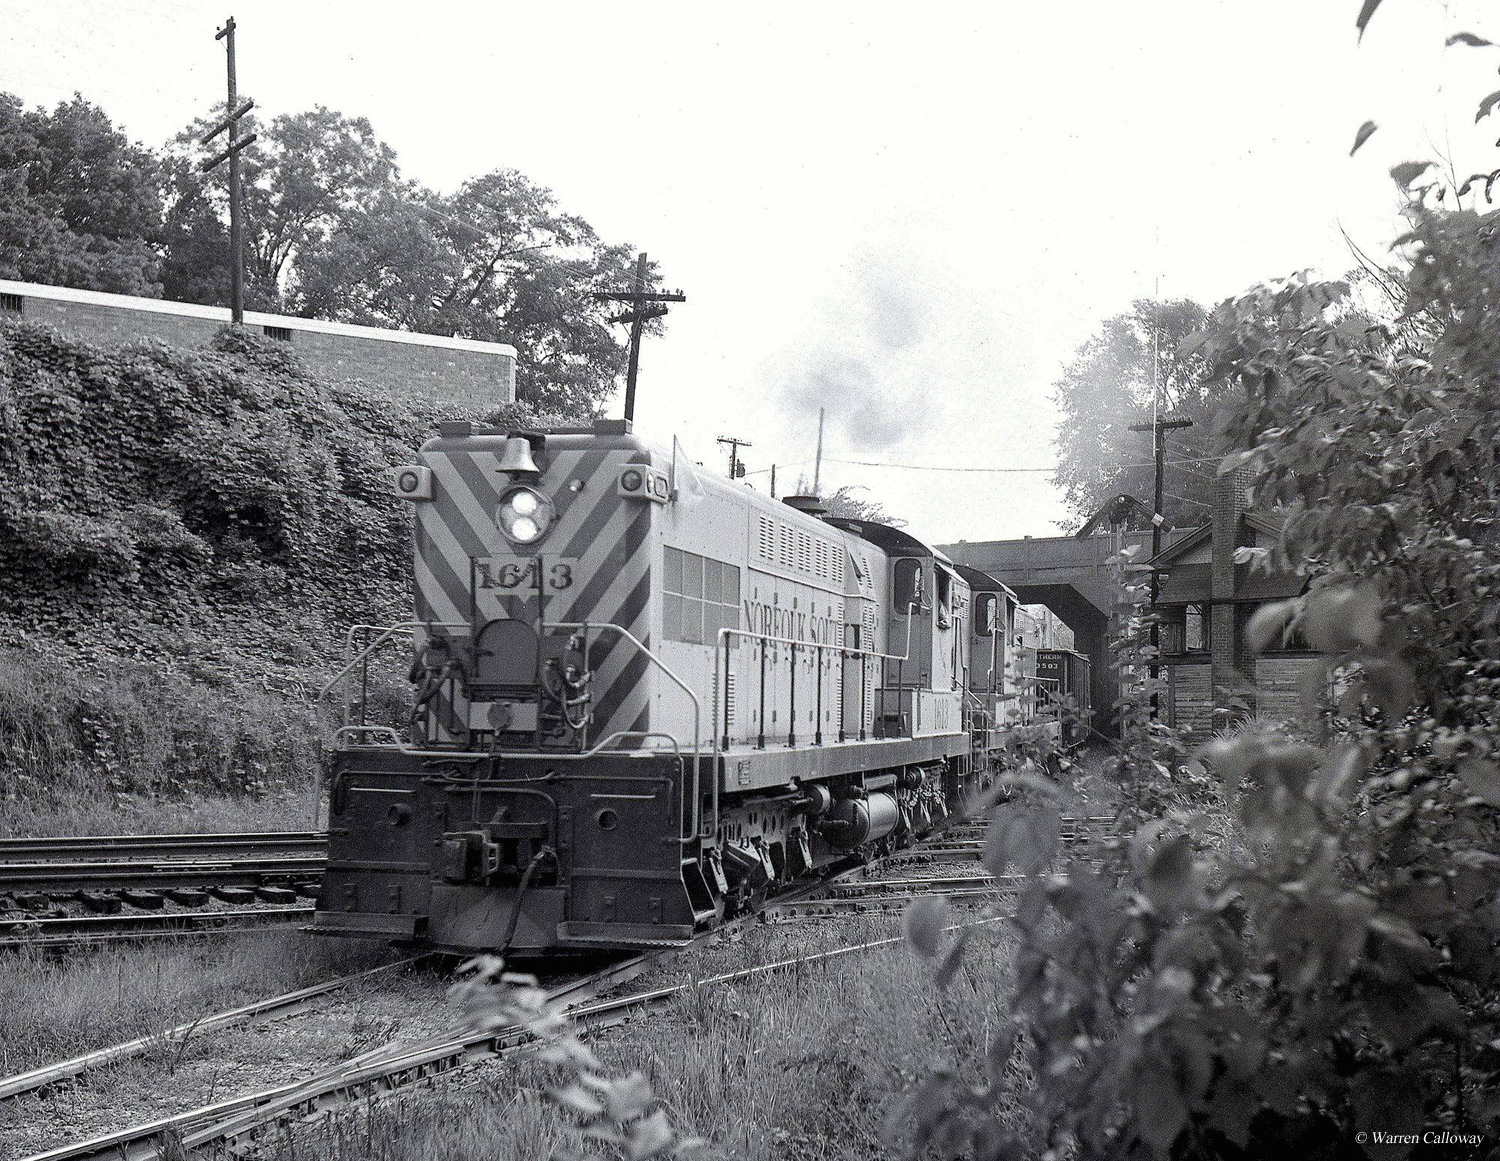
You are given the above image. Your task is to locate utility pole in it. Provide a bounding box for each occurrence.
[813,407,825,495]
[770,464,777,499]
[592,252,686,424]
[717,435,751,480]
[1130,414,1195,710]
[201,16,256,325]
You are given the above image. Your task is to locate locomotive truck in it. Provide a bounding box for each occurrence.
[314,419,1057,954]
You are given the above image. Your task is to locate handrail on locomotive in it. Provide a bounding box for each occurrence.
[543,620,704,843]
[316,616,710,841]
[712,599,918,753]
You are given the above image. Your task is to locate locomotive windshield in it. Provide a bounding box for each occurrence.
[974,592,997,635]
[893,558,922,614]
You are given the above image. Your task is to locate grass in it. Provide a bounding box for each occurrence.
[0,641,328,836]
[0,930,398,1077]
[259,911,1031,1161]
[0,781,320,837]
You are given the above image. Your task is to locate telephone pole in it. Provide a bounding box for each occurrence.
[717,435,751,480]
[200,16,256,325]
[813,407,825,495]
[592,252,686,423]
[1130,414,1194,709]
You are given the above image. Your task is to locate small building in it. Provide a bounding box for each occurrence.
[1149,471,1316,739]
[1016,603,1075,651]
[0,278,517,411]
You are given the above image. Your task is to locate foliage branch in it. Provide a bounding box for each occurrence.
[889,13,1500,1154]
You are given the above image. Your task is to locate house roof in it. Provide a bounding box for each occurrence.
[1074,494,1151,539]
[1147,524,1210,569]
[1156,563,1211,605]
[1236,567,1306,602]
[1147,510,1289,570]
[1154,561,1306,605]
[1245,511,1286,539]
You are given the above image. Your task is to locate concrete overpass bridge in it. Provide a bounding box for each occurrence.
[940,529,1192,736]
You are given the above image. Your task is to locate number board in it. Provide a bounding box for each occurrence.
[474,556,579,593]
[1035,654,1064,681]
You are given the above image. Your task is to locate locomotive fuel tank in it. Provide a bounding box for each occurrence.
[819,791,900,848]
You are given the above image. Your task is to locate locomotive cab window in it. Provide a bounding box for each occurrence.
[975,592,997,635]
[935,568,952,629]
[892,558,923,615]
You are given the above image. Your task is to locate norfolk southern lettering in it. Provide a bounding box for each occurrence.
[743,597,842,646]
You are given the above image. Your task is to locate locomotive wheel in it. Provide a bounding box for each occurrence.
[725,881,768,919]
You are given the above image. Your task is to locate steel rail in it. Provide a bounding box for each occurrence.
[0,832,327,862]
[26,827,970,1160]
[22,818,1103,1157]
[20,925,735,1161]
[830,873,1012,893]
[0,906,314,950]
[761,891,1011,921]
[0,856,325,893]
[0,956,429,1102]
[191,913,1016,1155]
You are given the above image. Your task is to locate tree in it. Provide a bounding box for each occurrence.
[891,10,1500,1152]
[295,168,649,415]
[0,92,164,295]
[161,106,398,312]
[1051,298,1222,531]
[161,110,647,416]
[820,483,902,526]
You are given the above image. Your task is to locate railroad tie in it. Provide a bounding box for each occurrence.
[208,886,257,906]
[255,886,297,905]
[165,887,209,907]
[120,889,165,910]
[76,891,123,914]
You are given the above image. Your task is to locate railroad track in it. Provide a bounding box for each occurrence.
[13,811,1115,1161]
[0,831,328,950]
[0,955,427,1101]
[761,811,1113,920]
[0,832,327,862]
[0,906,316,951]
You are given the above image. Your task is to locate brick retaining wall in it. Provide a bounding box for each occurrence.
[0,280,516,412]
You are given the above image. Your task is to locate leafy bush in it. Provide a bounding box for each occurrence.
[889,17,1500,1154]
[0,319,574,824]
[0,641,319,817]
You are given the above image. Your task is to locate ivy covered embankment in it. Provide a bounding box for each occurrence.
[0,320,527,829]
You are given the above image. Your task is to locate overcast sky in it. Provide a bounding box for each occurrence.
[4,0,1498,542]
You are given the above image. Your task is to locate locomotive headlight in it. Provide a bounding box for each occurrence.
[497,486,554,545]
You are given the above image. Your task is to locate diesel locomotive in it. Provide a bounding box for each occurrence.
[314,418,1061,954]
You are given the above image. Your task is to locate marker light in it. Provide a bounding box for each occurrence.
[497,486,554,545]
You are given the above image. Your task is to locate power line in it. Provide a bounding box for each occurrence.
[820,455,1171,474]
[825,458,1060,473]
